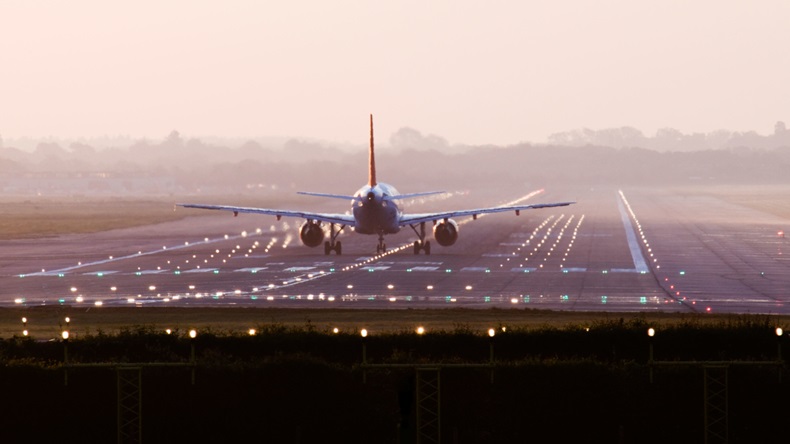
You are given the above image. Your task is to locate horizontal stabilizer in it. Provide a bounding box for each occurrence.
[297,191,361,201]
[384,191,447,201]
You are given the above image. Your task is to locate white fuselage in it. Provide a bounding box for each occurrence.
[352,183,402,235]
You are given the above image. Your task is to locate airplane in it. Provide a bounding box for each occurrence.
[178,115,574,255]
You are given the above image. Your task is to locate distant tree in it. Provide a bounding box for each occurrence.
[163,130,183,148]
[239,140,263,152]
[729,131,763,149]
[772,121,790,148]
[591,127,646,148]
[69,142,96,158]
[390,127,449,151]
[34,142,67,159]
[705,130,732,149]
[284,139,323,158]
[548,129,589,146]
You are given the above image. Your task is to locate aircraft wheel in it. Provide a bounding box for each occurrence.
[336,241,342,255]
[324,241,331,255]
[414,241,421,255]
[424,241,431,255]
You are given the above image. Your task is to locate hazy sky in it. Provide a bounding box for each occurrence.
[2,1,788,146]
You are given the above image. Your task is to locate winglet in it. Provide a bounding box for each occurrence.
[368,114,377,187]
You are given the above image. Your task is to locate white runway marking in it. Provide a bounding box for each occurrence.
[409,266,439,271]
[183,268,218,273]
[235,267,268,273]
[617,195,650,273]
[20,233,255,276]
[461,267,489,272]
[24,271,64,277]
[285,266,316,272]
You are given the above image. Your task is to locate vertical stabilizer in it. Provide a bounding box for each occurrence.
[368,114,377,187]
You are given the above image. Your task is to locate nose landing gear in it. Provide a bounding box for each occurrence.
[376,232,387,255]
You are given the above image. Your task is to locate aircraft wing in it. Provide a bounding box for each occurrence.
[177,203,355,226]
[399,201,575,226]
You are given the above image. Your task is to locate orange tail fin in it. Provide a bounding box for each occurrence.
[368,114,377,187]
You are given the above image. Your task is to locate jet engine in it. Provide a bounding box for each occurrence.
[299,221,324,247]
[433,219,459,246]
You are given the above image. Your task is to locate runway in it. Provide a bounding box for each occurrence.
[2,187,789,313]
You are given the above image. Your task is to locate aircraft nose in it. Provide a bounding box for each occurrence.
[367,191,375,202]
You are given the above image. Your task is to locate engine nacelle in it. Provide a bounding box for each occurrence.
[299,221,325,248]
[433,219,459,247]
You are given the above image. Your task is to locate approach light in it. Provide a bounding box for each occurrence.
[648,328,655,337]
[360,329,368,338]
[189,329,197,339]
[166,329,172,335]
[416,326,425,335]
[777,327,784,337]
[488,328,495,338]
[333,327,339,334]
[248,329,257,336]
[62,331,69,340]
[22,317,27,324]
[65,317,71,324]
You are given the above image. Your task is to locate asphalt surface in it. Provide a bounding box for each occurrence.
[2,187,789,313]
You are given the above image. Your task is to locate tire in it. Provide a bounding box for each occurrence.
[424,241,431,255]
[336,241,342,255]
[324,241,331,255]
[414,241,421,255]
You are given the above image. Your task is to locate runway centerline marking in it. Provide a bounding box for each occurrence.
[183,268,218,273]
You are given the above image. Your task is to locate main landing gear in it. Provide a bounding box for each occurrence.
[413,240,430,255]
[324,223,345,255]
[410,222,431,255]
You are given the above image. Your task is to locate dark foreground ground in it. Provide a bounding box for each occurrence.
[1,313,788,443]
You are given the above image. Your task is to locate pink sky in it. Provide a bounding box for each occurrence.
[1,1,788,146]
